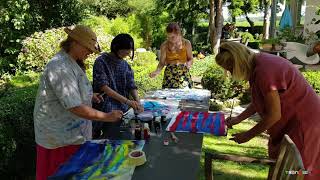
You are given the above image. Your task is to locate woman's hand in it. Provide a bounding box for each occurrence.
[126,100,144,113]
[230,132,252,144]
[185,61,192,69]
[225,116,242,128]
[92,93,104,103]
[136,103,144,113]
[107,110,123,122]
[149,70,160,78]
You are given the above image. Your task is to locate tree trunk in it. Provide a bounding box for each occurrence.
[290,0,298,30]
[209,0,223,55]
[191,22,195,45]
[263,1,271,39]
[297,0,302,25]
[245,13,254,29]
[232,16,236,23]
[145,17,152,49]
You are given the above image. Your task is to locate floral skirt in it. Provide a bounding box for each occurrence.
[162,64,193,89]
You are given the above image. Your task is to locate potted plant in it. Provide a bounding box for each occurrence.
[222,23,236,39]
[260,38,283,51]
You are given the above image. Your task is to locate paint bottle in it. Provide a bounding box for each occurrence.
[143,123,150,141]
[161,115,167,123]
[135,123,142,140]
[154,116,162,136]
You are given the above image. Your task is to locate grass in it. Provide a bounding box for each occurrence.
[199,118,270,179]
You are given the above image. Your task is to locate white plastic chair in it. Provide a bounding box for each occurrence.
[285,42,320,65]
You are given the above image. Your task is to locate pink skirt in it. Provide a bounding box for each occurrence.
[36,144,80,180]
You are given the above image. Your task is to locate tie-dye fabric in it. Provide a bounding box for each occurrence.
[166,111,227,136]
[145,88,211,101]
[123,100,179,122]
[49,140,145,180]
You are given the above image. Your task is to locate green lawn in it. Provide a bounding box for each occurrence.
[199,119,270,179]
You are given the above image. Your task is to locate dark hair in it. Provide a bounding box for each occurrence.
[166,22,181,35]
[60,36,75,53]
[111,33,134,60]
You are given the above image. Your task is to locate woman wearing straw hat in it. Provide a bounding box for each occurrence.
[33,25,123,180]
[216,42,320,180]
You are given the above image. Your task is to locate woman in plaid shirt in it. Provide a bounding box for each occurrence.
[92,34,143,139]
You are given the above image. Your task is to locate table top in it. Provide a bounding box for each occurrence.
[132,93,208,179]
[52,90,209,180]
[132,132,203,180]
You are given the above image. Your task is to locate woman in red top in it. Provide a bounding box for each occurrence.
[216,42,320,180]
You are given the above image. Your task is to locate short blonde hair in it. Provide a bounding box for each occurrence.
[215,42,255,80]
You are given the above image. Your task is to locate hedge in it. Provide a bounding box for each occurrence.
[302,70,320,94]
[0,72,39,179]
[201,62,249,103]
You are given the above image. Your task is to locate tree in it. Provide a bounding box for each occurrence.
[128,0,156,48]
[155,0,208,44]
[209,0,224,54]
[228,0,260,29]
[0,0,33,75]
[261,0,272,39]
[0,0,86,77]
[80,0,132,18]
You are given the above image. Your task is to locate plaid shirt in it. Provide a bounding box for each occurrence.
[93,53,137,113]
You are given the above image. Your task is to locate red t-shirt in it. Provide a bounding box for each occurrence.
[249,53,320,174]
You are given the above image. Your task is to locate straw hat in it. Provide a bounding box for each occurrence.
[64,25,100,53]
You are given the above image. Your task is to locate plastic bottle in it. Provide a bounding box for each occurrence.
[143,123,150,141]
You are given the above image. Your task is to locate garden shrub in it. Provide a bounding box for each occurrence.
[130,51,163,97]
[201,63,249,103]
[0,72,40,179]
[302,70,320,94]
[240,32,255,43]
[17,28,66,72]
[82,15,143,48]
[17,24,114,73]
[189,56,215,77]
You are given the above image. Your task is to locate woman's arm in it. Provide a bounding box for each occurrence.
[185,40,193,69]
[130,89,144,112]
[130,89,140,102]
[69,104,122,122]
[226,103,256,127]
[231,90,281,143]
[101,85,128,104]
[149,42,167,78]
[100,85,141,111]
[237,103,257,121]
